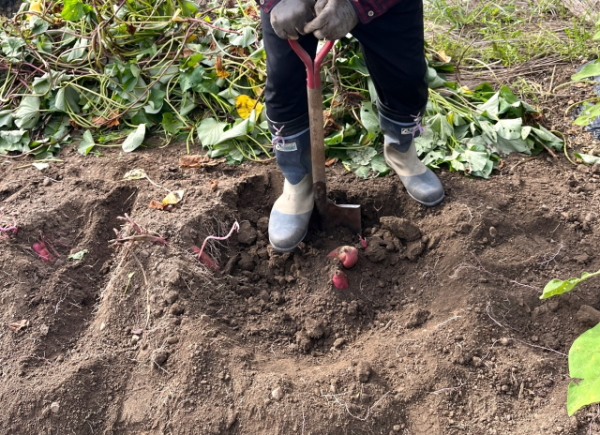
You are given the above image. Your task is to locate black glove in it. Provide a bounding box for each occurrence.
[270,0,315,40]
[304,0,358,40]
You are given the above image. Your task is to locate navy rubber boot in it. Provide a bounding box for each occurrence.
[268,128,313,252]
[379,113,444,207]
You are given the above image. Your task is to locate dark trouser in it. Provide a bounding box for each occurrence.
[261,0,428,136]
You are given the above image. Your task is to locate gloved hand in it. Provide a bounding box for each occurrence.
[304,0,358,40]
[270,0,315,40]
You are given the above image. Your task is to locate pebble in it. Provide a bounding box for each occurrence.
[271,387,284,401]
[499,337,512,346]
[131,335,140,344]
[332,338,346,349]
[489,226,498,238]
[151,348,169,367]
[392,425,402,432]
[355,361,372,383]
[237,221,257,245]
[50,402,60,413]
[169,303,185,316]
[576,305,600,327]
[99,322,106,331]
[531,335,539,342]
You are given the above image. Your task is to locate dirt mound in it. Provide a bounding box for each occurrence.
[1,145,599,434]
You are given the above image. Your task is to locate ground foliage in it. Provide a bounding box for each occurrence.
[0,0,564,176]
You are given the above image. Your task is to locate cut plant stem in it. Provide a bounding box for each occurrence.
[194,221,240,271]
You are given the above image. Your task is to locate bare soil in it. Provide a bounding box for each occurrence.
[2,72,600,435]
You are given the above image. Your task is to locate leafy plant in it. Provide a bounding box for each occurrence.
[540,269,600,299]
[541,270,600,415]
[567,323,600,416]
[0,0,563,177]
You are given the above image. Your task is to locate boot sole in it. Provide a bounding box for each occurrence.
[269,227,308,253]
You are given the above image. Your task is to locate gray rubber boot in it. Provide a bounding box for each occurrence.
[268,128,313,252]
[379,113,444,207]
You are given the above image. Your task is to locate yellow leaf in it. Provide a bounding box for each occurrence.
[447,112,454,125]
[162,189,184,205]
[215,57,230,78]
[437,50,452,63]
[122,169,148,181]
[171,8,183,22]
[27,0,43,20]
[186,34,197,42]
[235,95,263,120]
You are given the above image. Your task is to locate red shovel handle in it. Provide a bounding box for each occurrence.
[288,39,335,89]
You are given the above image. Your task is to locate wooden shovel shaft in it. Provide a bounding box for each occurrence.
[307,86,327,185]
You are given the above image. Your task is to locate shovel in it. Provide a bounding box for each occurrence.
[288,39,362,234]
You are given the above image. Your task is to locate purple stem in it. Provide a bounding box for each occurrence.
[197,221,240,261]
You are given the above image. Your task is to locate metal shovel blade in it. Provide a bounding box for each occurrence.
[314,181,362,234]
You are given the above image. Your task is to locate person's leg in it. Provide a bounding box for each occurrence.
[351,0,444,206]
[261,10,318,251]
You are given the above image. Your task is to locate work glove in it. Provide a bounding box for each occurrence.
[304,0,358,40]
[270,0,315,40]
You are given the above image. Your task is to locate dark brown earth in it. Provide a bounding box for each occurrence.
[2,62,600,434]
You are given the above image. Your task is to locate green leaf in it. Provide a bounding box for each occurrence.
[29,16,49,35]
[0,130,29,153]
[228,27,256,47]
[567,323,600,416]
[572,62,600,81]
[162,113,184,135]
[55,86,80,113]
[347,147,377,166]
[370,154,390,176]
[574,153,600,165]
[540,271,600,299]
[78,130,95,155]
[196,118,226,146]
[0,110,14,128]
[122,124,146,152]
[495,118,522,140]
[218,119,251,144]
[68,249,89,260]
[360,102,380,136]
[14,96,41,129]
[1,36,25,59]
[478,92,500,119]
[61,0,88,21]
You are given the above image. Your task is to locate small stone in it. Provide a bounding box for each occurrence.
[356,361,372,383]
[99,322,106,331]
[392,425,402,432]
[237,221,257,245]
[405,309,429,328]
[170,303,185,316]
[50,402,60,414]
[238,253,255,271]
[576,305,600,327]
[166,336,179,345]
[489,226,498,238]
[271,387,284,401]
[150,348,169,367]
[332,338,346,349]
[499,337,512,346]
[531,335,539,343]
[164,290,179,304]
[256,217,269,233]
[131,335,140,344]
[380,216,421,241]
